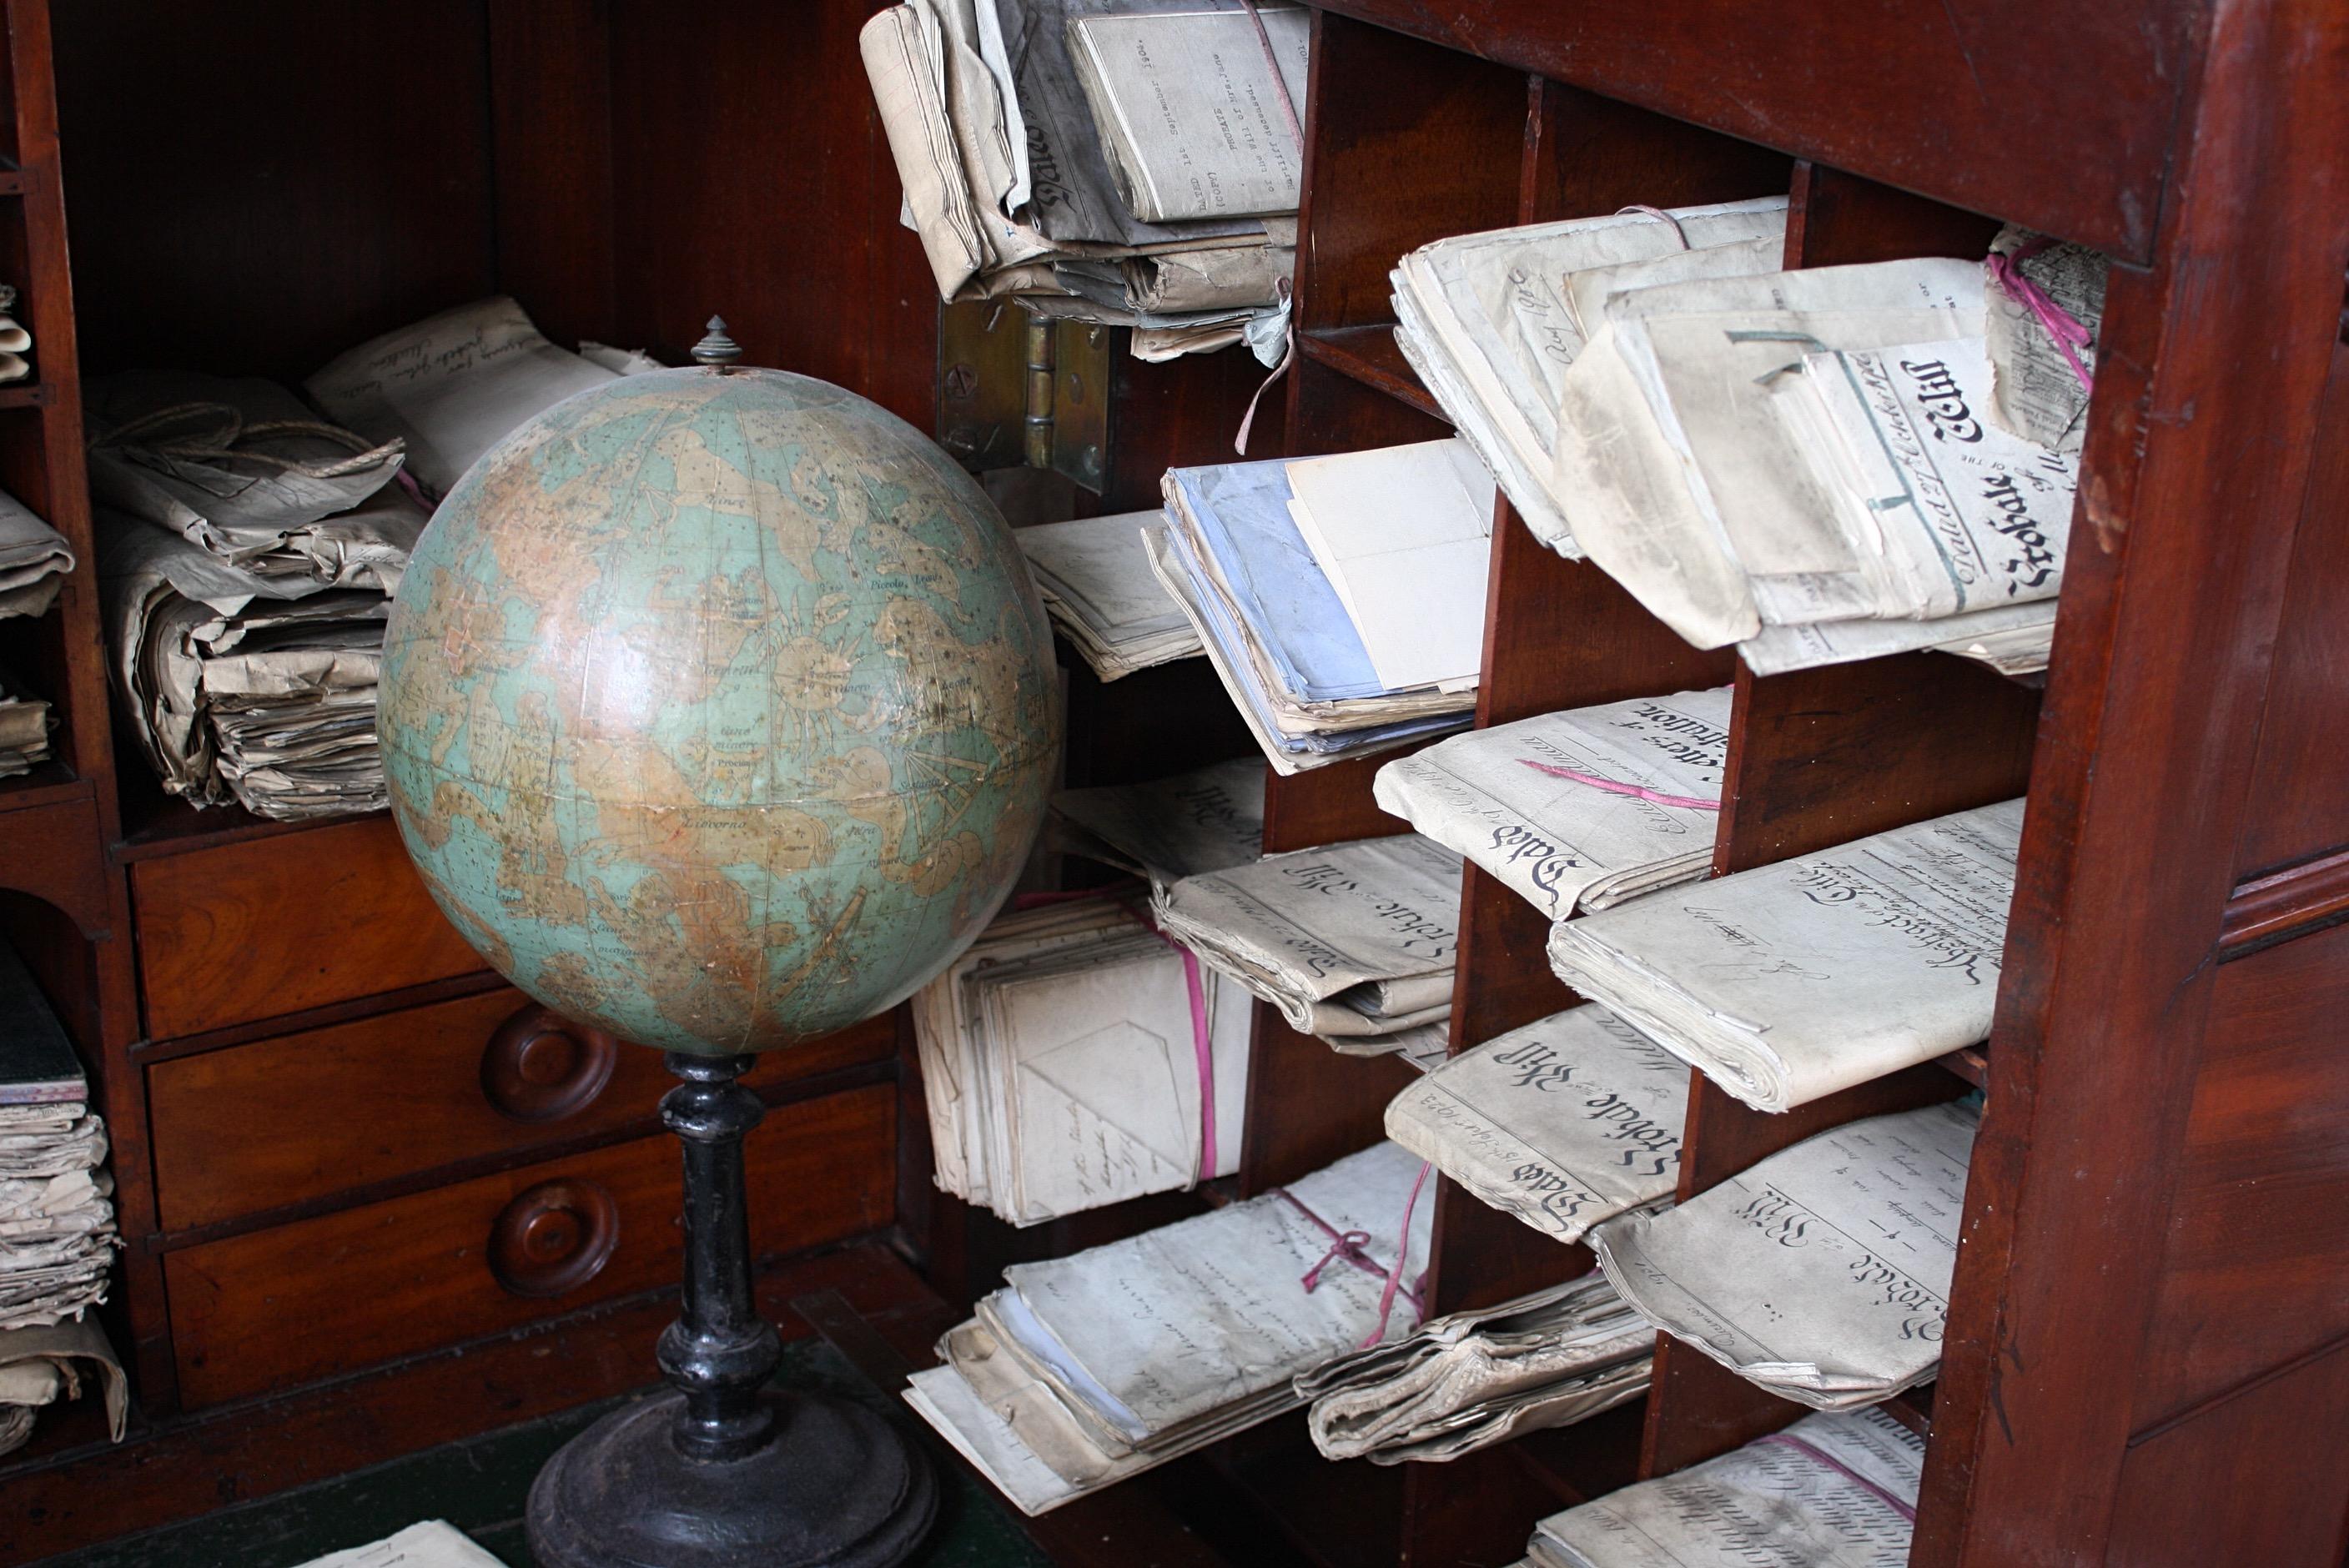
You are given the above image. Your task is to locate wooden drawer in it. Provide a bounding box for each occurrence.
[130,816,486,1040]
[163,1082,894,1409]
[148,990,896,1232]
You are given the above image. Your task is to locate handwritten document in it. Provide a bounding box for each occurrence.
[1547,799,2022,1112]
[1384,1005,1688,1245]
[1374,689,1728,918]
[1589,1101,1977,1411]
[1052,756,1265,888]
[1017,508,1202,680]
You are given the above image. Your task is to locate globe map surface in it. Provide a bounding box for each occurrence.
[379,367,1060,1055]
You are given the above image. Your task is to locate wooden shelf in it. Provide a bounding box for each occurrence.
[1295,325,1444,421]
[0,757,83,814]
[0,380,54,409]
[114,778,380,862]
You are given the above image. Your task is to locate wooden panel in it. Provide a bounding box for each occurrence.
[1237,1007,1414,1195]
[1783,159,2002,268]
[603,0,937,429]
[1313,0,2187,260]
[1285,356,1452,458]
[148,993,894,1232]
[1260,746,1421,854]
[163,1083,894,1408]
[2105,1335,2349,1568]
[130,816,485,1040]
[1292,11,1525,333]
[52,0,498,379]
[1520,77,1788,224]
[485,0,617,349]
[2233,340,2349,878]
[1100,336,1289,510]
[2132,922,2349,1426]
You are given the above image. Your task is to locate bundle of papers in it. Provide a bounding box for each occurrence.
[1333,1019,1452,1071]
[0,942,117,1342]
[1547,258,2074,676]
[1295,1272,1652,1465]
[1148,445,1486,773]
[911,892,1252,1225]
[308,296,660,499]
[1517,1406,1924,1568]
[860,0,1300,358]
[294,1522,505,1568]
[1152,833,1461,1043]
[0,672,52,779]
[1547,799,2020,1112]
[0,1319,126,1457]
[1017,509,1203,680]
[1391,199,1789,552]
[1589,1101,1976,1412]
[1051,756,1264,891]
[906,1141,1434,1514]
[0,283,32,384]
[0,487,74,620]
[1373,688,1729,919]
[1384,1005,1688,1244]
[1984,224,2107,455]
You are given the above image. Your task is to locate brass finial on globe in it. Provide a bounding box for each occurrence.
[378,333,1060,1567]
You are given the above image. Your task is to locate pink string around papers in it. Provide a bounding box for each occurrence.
[1275,1158,1433,1349]
[1517,757,1721,812]
[1617,204,1693,250]
[1752,1433,1919,1522]
[1987,237,2095,394]
[1007,885,1218,1183]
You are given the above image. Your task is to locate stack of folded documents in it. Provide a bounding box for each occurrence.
[308,296,660,499]
[1051,756,1264,892]
[1547,258,2076,676]
[1147,442,1491,772]
[0,1319,126,1458]
[1374,688,1729,918]
[861,0,1302,359]
[90,370,430,821]
[1547,799,2020,1112]
[912,891,1253,1225]
[1296,1272,1652,1465]
[0,671,51,779]
[1590,1100,1976,1412]
[1392,199,1789,551]
[0,942,117,1345]
[1017,509,1203,680]
[1153,833,1461,1046]
[1514,1406,1924,1567]
[1984,224,2106,455]
[0,284,33,384]
[906,1140,1435,1514]
[1384,1005,1688,1244]
[0,487,73,620]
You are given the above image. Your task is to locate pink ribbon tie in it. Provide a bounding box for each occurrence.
[1275,1161,1432,1349]
[1517,758,1720,812]
[1987,237,2094,394]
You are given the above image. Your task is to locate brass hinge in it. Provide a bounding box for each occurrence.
[936,299,1112,493]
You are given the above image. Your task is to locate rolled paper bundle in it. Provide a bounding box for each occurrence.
[0,316,30,354]
[0,353,26,385]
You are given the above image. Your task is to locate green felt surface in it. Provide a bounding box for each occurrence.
[33,1339,1048,1568]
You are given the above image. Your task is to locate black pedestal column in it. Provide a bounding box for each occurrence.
[526,1053,937,1568]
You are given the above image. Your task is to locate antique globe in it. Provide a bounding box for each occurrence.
[378,324,1060,1568]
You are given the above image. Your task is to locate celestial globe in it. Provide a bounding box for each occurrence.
[379,349,1060,1058]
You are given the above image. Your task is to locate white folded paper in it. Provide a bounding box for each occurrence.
[1522,1405,1924,1567]
[1547,799,2020,1111]
[0,487,74,621]
[1018,510,1203,681]
[1589,1100,1977,1411]
[1153,834,1461,1040]
[294,1522,506,1568]
[1374,688,1728,918]
[1385,1005,1688,1244]
[1051,756,1265,889]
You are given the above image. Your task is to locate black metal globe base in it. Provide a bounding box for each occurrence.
[525,1053,938,1568]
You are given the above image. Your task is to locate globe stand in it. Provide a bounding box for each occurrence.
[525,1053,938,1568]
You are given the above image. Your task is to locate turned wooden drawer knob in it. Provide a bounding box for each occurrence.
[480,1003,619,1123]
[489,1178,620,1298]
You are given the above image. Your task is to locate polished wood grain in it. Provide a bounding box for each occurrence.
[147,994,894,1232]
[129,814,486,1040]
[163,1083,894,1408]
[1236,1007,1415,1197]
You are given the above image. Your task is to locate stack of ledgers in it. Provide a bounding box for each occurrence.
[96,300,656,820]
[1395,202,2109,679]
[1146,440,1496,772]
[861,0,1306,360]
[1153,832,1462,1051]
[0,485,74,621]
[1295,1271,1653,1465]
[1512,1405,1926,1568]
[0,941,124,1455]
[1016,509,1203,680]
[1049,756,1265,895]
[905,1140,1434,1514]
[1373,687,1730,919]
[1588,1100,1976,1412]
[911,888,1254,1226]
